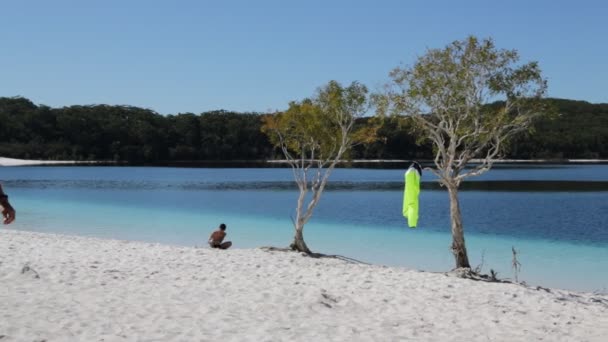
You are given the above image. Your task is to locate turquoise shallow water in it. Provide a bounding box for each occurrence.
[2,166,608,292]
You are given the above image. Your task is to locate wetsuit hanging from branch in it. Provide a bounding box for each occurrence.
[403,162,422,228]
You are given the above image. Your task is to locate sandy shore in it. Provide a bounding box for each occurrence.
[0,157,84,166]
[1,230,607,341]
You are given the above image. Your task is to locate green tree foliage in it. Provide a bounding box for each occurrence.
[0,95,606,163]
[0,97,270,163]
[261,80,373,253]
[352,116,433,160]
[379,36,548,269]
[507,99,608,159]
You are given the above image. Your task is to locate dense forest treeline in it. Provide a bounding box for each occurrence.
[0,96,606,163]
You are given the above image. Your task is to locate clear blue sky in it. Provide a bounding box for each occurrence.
[1,0,606,114]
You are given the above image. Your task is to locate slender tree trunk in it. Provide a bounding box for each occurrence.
[290,222,311,254]
[447,185,470,268]
[290,183,312,254]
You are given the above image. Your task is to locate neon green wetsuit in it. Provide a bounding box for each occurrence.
[403,166,421,228]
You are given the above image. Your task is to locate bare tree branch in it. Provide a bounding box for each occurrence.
[382,36,547,268]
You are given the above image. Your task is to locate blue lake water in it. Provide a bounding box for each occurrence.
[1,165,607,292]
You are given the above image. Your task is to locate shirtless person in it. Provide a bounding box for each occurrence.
[208,223,232,249]
[0,183,16,225]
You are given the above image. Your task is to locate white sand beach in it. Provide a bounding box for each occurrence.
[0,157,80,167]
[0,157,109,167]
[1,229,607,341]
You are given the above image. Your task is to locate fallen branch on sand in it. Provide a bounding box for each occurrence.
[259,246,371,265]
[446,267,511,284]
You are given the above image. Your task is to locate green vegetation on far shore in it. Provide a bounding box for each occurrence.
[1,96,607,163]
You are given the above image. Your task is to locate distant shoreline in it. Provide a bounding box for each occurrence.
[2,156,608,167]
[269,158,608,165]
[0,157,109,167]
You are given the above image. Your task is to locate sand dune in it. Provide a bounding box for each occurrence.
[1,229,606,341]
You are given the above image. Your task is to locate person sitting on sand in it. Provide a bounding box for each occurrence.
[208,223,232,249]
[0,183,16,225]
